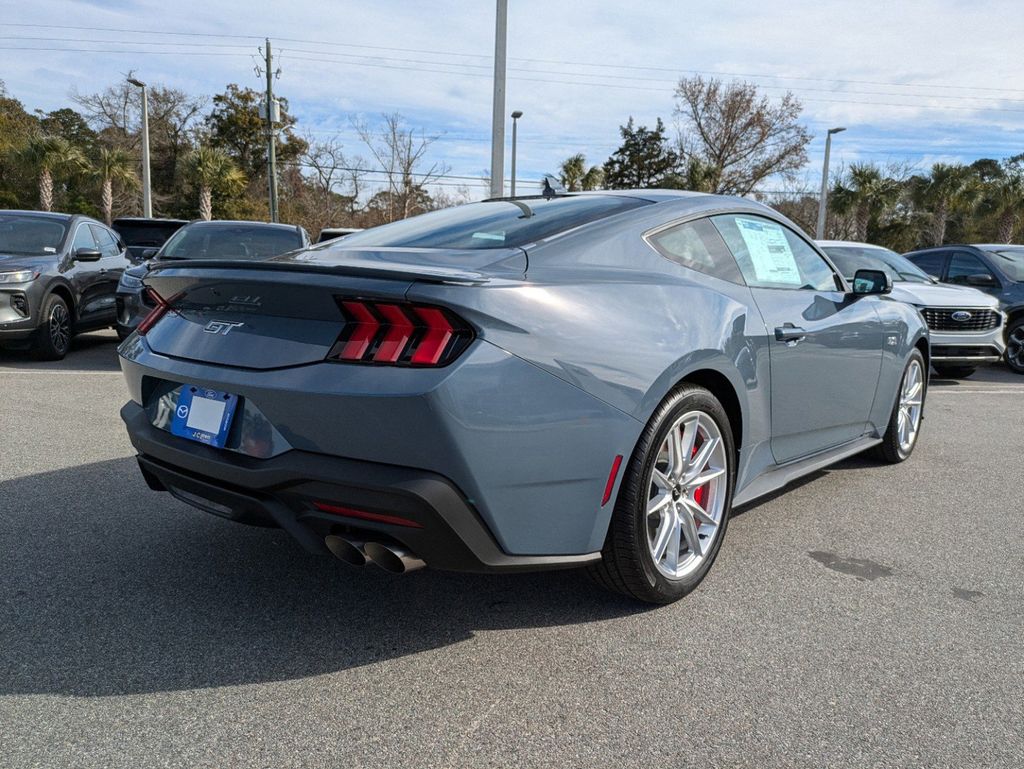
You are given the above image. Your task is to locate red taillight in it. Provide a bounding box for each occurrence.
[312,501,423,529]
[328,298,472,367]
[136,287,171,335]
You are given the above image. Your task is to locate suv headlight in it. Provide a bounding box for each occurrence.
[0,269,39,284]
[118,272,144,289]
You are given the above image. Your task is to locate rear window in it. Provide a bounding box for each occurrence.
[160,224,302,260]
[113,221,185,247]
[334,196,651,251]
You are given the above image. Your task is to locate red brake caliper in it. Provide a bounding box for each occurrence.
[692,436,708,511]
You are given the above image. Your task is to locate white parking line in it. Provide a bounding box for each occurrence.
[930,388,1022,394]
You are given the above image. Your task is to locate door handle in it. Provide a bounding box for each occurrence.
[774,324,806,344]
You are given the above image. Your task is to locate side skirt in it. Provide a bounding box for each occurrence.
[733,435,882,508]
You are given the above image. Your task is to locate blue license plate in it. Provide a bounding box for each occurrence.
[170,386,239,448]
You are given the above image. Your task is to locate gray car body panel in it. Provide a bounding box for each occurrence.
[119,192,927,563]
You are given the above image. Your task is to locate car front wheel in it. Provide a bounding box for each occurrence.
[31,294,72,361]
[1005,318,1024,374]
[588,385,735,604]
[874,350,926,463]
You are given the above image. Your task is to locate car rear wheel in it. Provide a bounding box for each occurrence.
[31,294,71,361]
[932,365,976,379]
[1005,318,1024,374]
[874,350,925,463]
[588,385,735,604]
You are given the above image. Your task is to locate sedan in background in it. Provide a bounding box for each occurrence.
[0,210,130,359]
[119,191,928,604]
[111,217,188,263]
[819,240,1004,379]
[116,220,310,338]
[905,244,1024,374]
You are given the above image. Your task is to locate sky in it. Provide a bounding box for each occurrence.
[2,0,1024,201]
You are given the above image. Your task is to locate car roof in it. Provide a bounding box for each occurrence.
[0,209,75,222]
[179,219,300,231]
[973,243,1024,250]
[816,239,892,249]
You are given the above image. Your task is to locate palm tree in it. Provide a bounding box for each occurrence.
[182,146,245,220]
[913,163,977,246]
[830,163,901,242]
[559,154,604,191]
[93,147,137,225]
[16,135,89,211]
[980,172,1024,242]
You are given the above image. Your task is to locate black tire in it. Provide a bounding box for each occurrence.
[932,365,976,379]
[873,349,926,464]
[587,384,736,604]
[30,294,72,361]
[1005,318,1024,375]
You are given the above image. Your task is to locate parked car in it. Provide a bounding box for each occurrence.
[904,244,1024,374]
[0,210,130,359]
[118,191,928,604]
[818,240,1004,379]
[317,227,362,243]
[116,220,310,339]
[111,217,188,263]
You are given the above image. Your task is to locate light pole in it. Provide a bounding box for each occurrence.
[510,110,522,198]
[489,0,508,198]
[816,126,846,239]
[127,77,152,218]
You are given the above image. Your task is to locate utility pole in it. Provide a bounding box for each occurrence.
[264,38,279,222]
[127,77,152,218]
[816,126,846,239]
[489,0,508,198]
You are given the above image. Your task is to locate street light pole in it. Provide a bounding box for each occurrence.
[816,126,846,239]
[127,77,152,218]
[489,0,508,198]
[510,110,522,198]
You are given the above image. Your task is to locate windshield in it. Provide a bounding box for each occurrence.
[821,245,933,284]
[114,221,185,248]
[985,247,1024,281]
[0,214,69,256]
[334,195,651,251]
[160,223,302,260]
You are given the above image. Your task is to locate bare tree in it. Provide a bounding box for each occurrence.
[299,133,370,233]
[673,76,811,196]
[354,113,448,223]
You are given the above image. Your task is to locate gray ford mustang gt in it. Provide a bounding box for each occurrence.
[118,190,928,604]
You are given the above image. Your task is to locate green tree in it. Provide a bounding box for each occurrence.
[182,145,246,220]
[979,169,1024,242]
[559,153,604,191]
[93,147,137,224]
[0,82,41,207]
[830,164,902,242]
[603,117,680,189]
[16,135,89,211]
[911,163,977,246]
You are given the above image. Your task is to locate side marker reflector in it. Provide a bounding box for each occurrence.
[602,454,623,507]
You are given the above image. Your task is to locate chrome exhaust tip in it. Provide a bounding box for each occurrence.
[363,542,426,574]
[324,535,368,567]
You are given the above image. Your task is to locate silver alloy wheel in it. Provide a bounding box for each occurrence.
[646,410,728,580]
[1007,325,1024,371]
[896,358,924,454]
[49,303,70,354]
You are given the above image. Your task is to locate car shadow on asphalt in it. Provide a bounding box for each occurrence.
[0,457,649,697]
[0,330,122,373]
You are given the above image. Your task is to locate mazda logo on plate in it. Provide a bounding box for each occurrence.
[951,311,973,322]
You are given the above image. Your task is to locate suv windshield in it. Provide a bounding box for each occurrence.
[160,223,302,260]
[821,245,933,284]
[334,195,651,251]
[985,247,1024,281]
[0,214,69,256]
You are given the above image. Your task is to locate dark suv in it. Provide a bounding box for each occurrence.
[111,217,188,263]
[0,210,130,359]
[904,244,1024,373]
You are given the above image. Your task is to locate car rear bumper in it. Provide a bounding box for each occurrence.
[122,402,601,573]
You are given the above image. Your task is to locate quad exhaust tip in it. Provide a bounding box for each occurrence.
[324,536,426,574]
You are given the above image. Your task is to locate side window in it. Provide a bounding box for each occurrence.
[647,217,744,284]
[907,251,946,279]
[71,224,97,253]
[90,225,120,257]
[947,252,996,286]
[711,214,838,291]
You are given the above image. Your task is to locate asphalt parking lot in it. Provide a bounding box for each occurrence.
[1,330,1022,768]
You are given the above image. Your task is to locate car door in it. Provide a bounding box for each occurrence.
[711,214,884,464]
[89,224,126,322]
[66,223,108,327]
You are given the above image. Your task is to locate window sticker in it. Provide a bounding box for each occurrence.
[735,218,801,285]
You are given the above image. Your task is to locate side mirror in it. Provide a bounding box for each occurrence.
[75,247,103,262]
[852,268,892,296]
[966,273,997,287]
[141,248,159,259]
